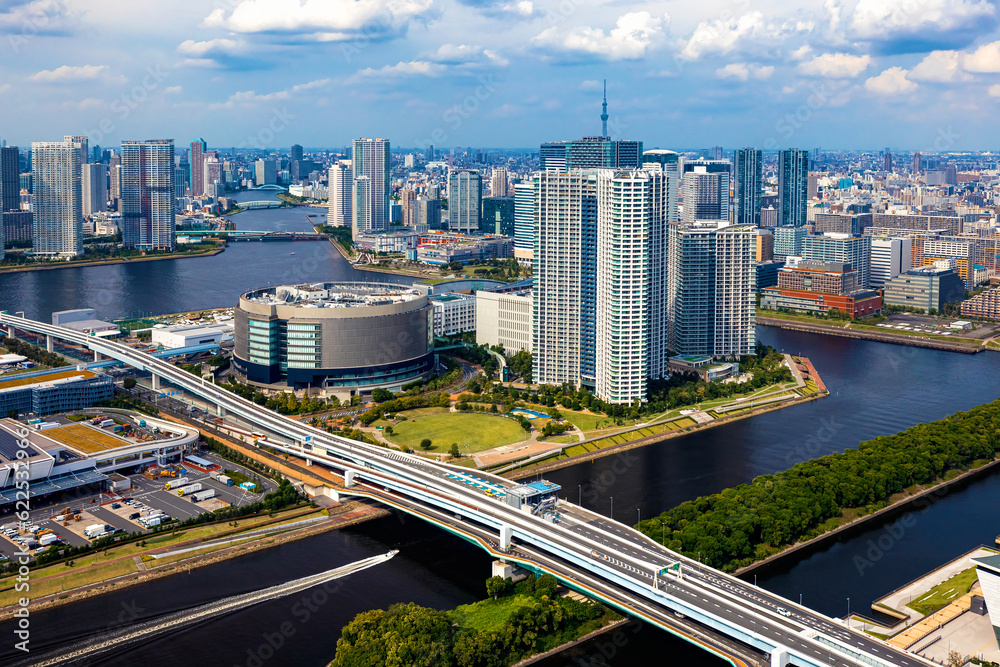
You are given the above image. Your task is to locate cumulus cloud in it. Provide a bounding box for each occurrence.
[715,62,774,81]
[680,11,766,61]
[345,61,447,83]
[963,40,1000,73]
[211,78,330,108]
[0,0,74,36]
[30,64,116,83]
[989,83,1000,97]
[424,44,509,68]
[178,38,241,58]
[909,50,965,82]
[864,67,917,94]
[849,0,996,52]
[203,0,433,42]
[797,52,870,78]
[533,11,669,61]
[164,85,183,95]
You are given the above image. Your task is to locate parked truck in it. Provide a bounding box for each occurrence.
[163,477,189,490]
[217,475,233,486]
[84,524,106,539]
[38,534,60,547]
[139,514,162,528]
[176,483,203,497]
[190,489,216,503]
[99,419,114,428]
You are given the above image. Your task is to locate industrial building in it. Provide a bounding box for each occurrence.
[151,324,226,349]
[52,308,121,337]
[0,368,114,418]
[0,416,197,506]
[233,282,435,396]
[882,266,966,313]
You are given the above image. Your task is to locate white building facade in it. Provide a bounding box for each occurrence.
[476,290,532,353]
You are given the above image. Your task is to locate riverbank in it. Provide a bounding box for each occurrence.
[757,315,985,354]
[735,456,1000,578]
[0,500,389,622]
[0,243,225,275]
[507,384,828,481]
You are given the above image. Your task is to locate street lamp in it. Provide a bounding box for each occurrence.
[578,484,582,506]
[846,597,850,622]
[637,507,640,527]
[610,496,613,521]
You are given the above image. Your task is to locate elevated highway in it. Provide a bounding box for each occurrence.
[1,312,930,667]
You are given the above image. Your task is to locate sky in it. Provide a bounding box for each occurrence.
[1,0,999,151]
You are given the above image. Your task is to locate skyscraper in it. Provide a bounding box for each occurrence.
[400,188,417,227]
[64,135,89,167]
[327,160,352,228]
[667,221,756,358]
[290,144,303,163]
[595,169,669,404]
[682,159,731,223]
[540,137,643,171]
[120,140,176,250]
[81,163,107,216]
[447,169,482,233]
[31,141,83,257]
[801,234,872,289]
[513,180,534,264]
[190,139,206,196]
[0,146,19,213]
[254,159,276,186]
[734,148,762,227]
[352,138,390,239]
[912,152,922,174]
[532,171,597,388]
[491,167,509,197]
[108,154,121,211]
[778,149,809,227]
[883,151,893,172]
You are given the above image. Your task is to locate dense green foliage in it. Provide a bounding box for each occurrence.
[641,400,1000,572]
[332,574,613,667]
[0,336,70,368]
[507,350,532,381]
[358,392,452,426]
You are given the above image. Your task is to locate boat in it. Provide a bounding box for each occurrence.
[289,252,296,255]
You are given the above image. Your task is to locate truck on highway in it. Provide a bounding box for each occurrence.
[176,483,203,497]
[138,419,146,428]
[84,524,106,539]
[190,489,216,502]
[164,477,189,490]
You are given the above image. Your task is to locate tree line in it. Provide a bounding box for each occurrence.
[641,399,1000,571]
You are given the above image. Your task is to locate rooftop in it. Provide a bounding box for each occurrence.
[244,282,425,309]
[0,369,96,392]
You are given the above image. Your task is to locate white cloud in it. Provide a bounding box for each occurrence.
[864,66,917,95]
[30,64,113,82]
[715,62,774,81]
[203,0,433,41]
[177,38,241,58]
[849,0,995,41]
[680,11,766,61]
[211,78,330,107]
[534,11,669,61]
[963,41,1000,73]
[790,45,813,61]
[910,50,965,82]
[797,52,870,78]
[0,0,74,35]
[425,44,509,68]
[164,86,183,95]
[988,83,1000,97]
[346,61,446,83]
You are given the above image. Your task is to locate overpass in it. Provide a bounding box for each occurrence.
[235,200,282,210]
[1,312,929,667]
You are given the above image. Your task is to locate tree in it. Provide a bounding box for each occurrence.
[450,443,460,458]
[520,420,532,433]
[384,426,394,436]
[123,378,137,389]
[372,387,394,403]
[485,576,512,599]
[420,438,433,450]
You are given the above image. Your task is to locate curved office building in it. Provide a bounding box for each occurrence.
[233,283,434,394]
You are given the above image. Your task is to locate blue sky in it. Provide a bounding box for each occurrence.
[1,0,999,151]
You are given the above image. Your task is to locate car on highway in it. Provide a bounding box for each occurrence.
[777,607,791,617]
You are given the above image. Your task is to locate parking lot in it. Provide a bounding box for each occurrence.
[881,313,1000,338]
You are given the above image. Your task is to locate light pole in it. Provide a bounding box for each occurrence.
[610,496,613,521]
[578,485,582,506]
[846,597,850,622]
[637,507,640,527]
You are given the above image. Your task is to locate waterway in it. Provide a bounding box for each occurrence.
[2,203,999,665]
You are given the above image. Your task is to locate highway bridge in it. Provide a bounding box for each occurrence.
[1,312,929,667]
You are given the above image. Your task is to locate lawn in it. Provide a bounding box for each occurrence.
[907,567,980,616]
[387,412,528,453]
[452,594,537,632]
[0,559,138,607]
[371,407,450,429]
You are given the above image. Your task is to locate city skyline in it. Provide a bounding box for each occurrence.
[2,1,1000,149]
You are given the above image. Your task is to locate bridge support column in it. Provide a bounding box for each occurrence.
[94,350,102,362]
[217,405,226,417]
[151,374,161,391]
[46,335,53,352]
[770,646,790,667]
[344,470,356,487]
[499,525,513,551]
[5,326,13,338]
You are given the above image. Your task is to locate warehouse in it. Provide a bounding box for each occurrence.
[151,324,226,349]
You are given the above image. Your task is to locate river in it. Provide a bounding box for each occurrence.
[2,204,998,666]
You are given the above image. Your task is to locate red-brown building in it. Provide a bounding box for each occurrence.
[761,260,882,318]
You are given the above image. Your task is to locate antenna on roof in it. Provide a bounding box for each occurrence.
[601,79,609,138]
